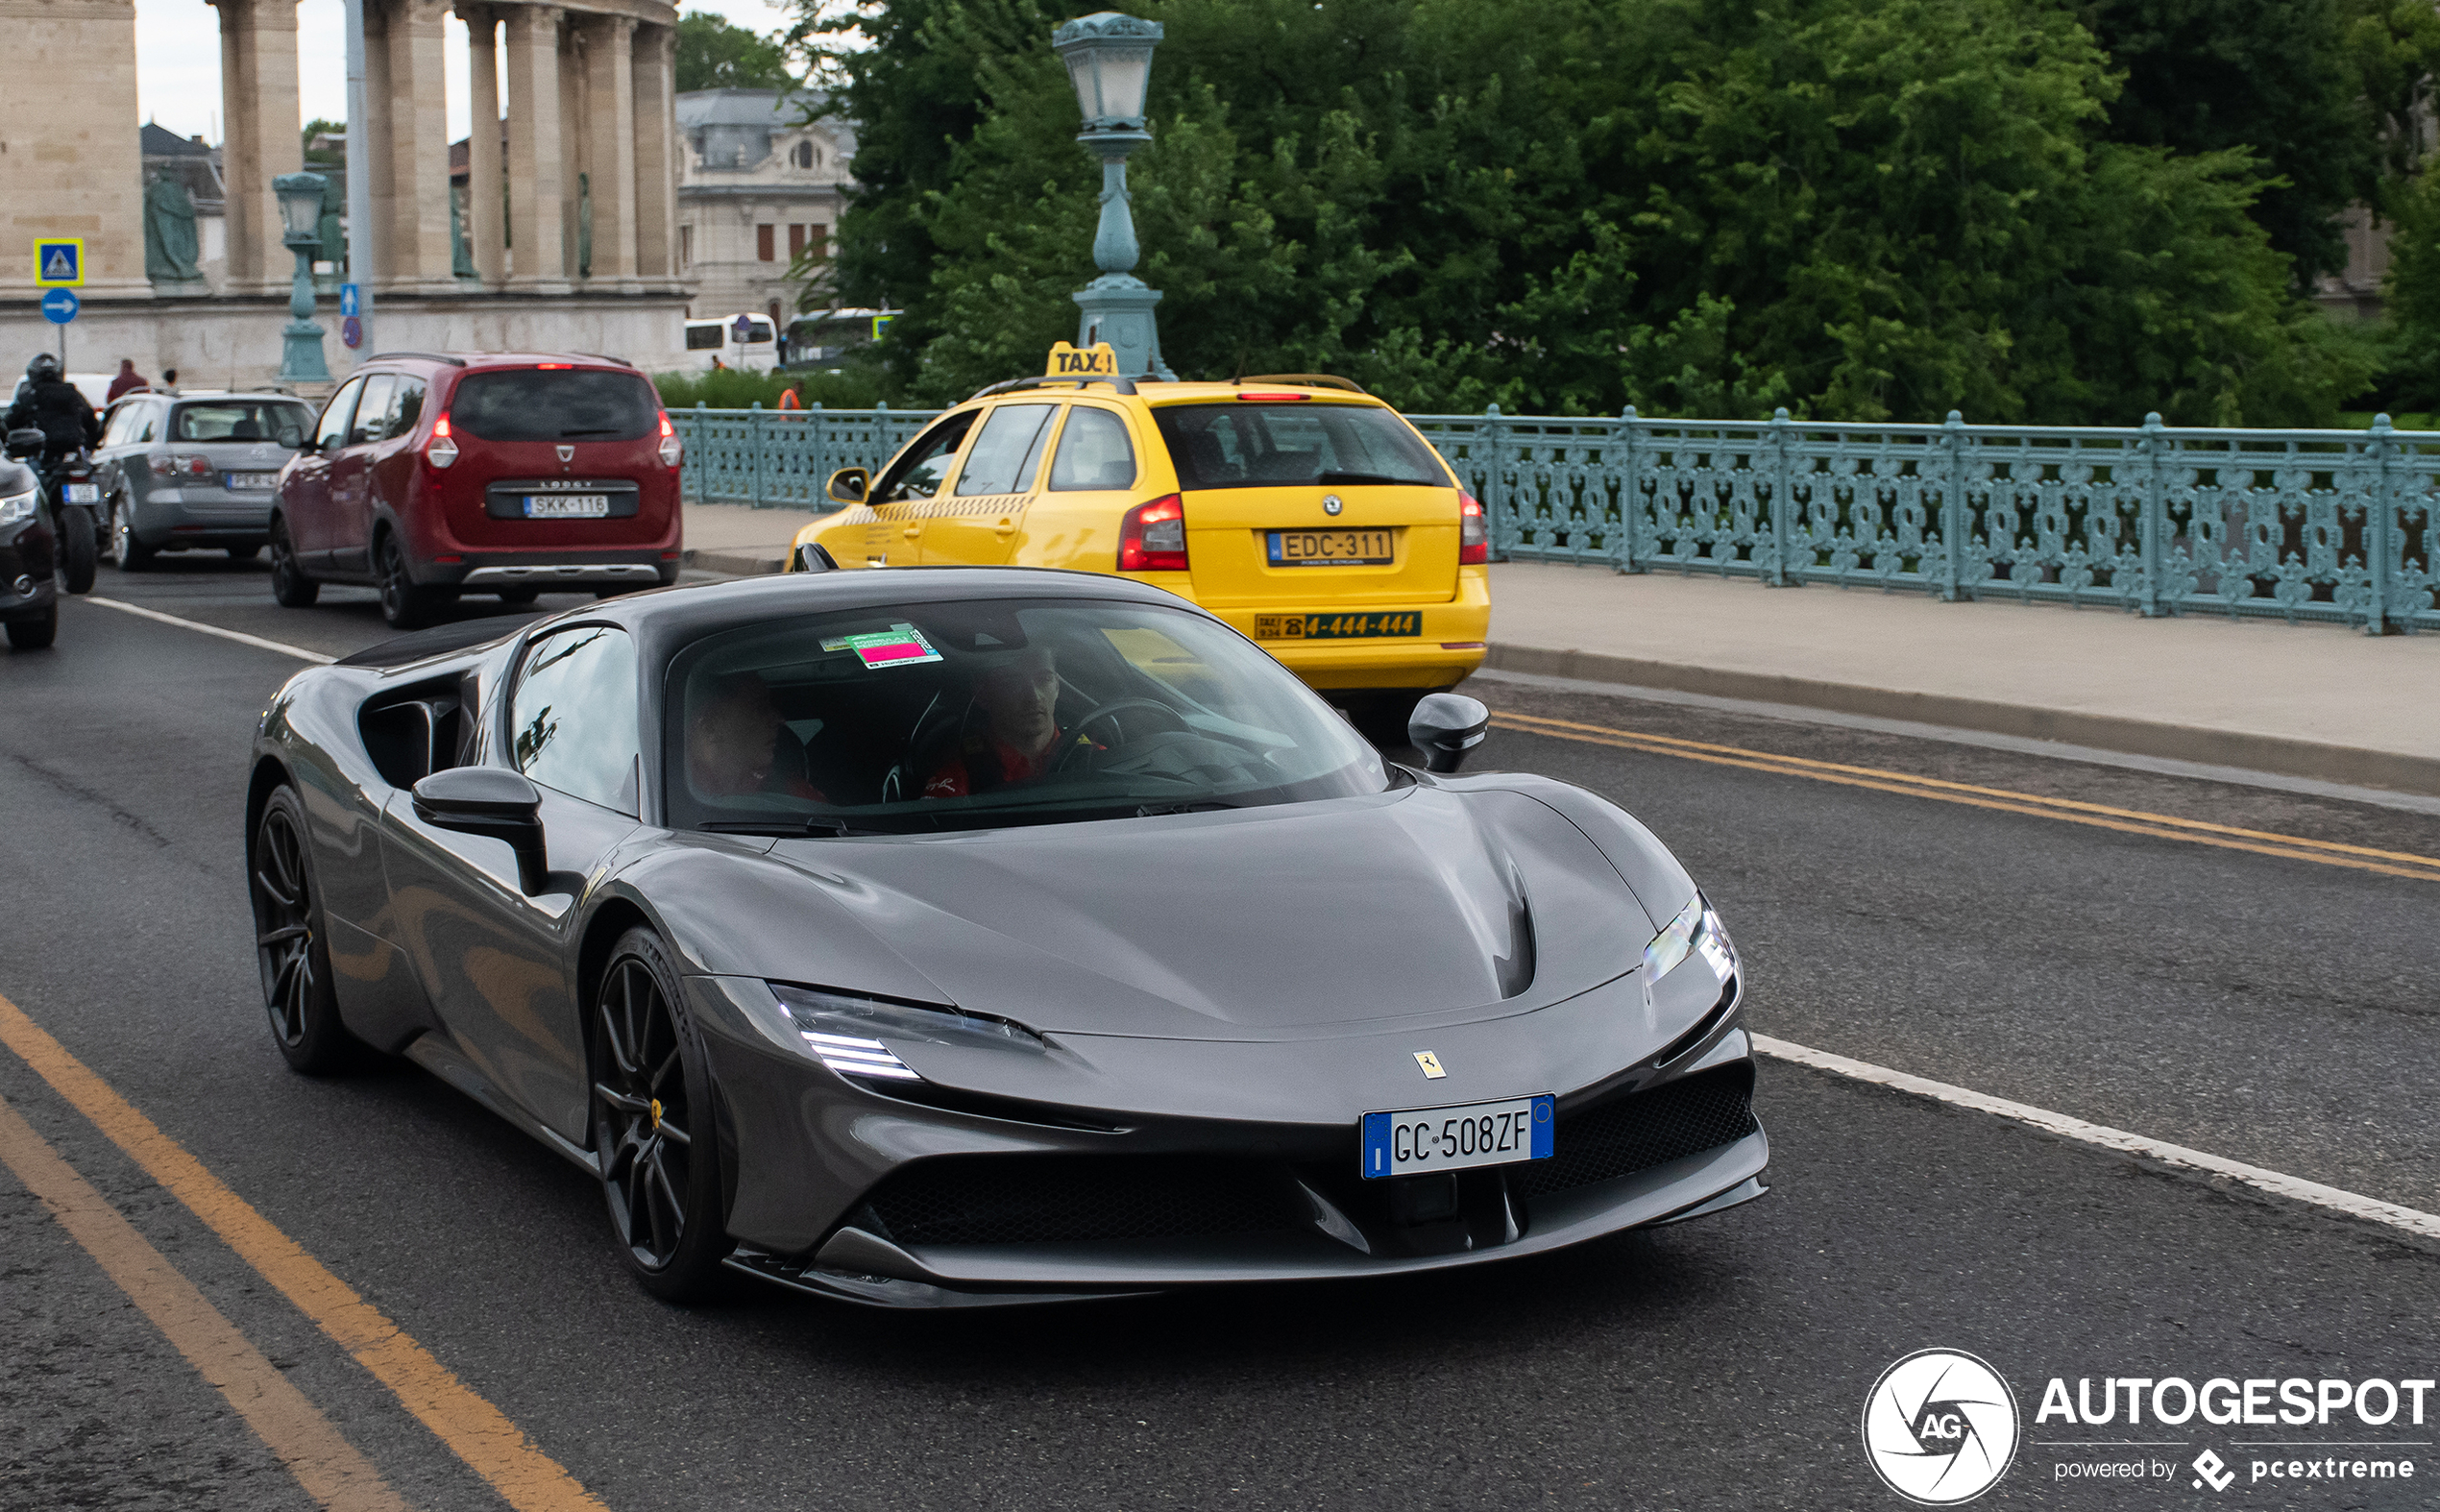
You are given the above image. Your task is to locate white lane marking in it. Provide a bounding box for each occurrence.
[1752,1034,2440,1240]
[85,596,334,665]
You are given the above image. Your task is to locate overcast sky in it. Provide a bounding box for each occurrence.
[134,0,800,147]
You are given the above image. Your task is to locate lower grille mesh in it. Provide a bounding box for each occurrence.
[864,1155,1305,1248]
[1509,1065,1758,1200]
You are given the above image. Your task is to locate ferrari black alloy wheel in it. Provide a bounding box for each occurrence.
[249,786,359,1073]
[591,927,729,1300]
[269,516,318,607]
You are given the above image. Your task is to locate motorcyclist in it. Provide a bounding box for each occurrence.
[5,354,101,467]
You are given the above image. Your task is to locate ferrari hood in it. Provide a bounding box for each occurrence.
[764,786,1646,1042]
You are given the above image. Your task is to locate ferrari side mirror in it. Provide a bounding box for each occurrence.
[412,767,549,893]
[4,427,43,460]
[826,467,868,505]
[1408,693,1491,773]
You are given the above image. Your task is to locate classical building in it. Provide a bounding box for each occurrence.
[1,0,697,390]
[675,87,853,330]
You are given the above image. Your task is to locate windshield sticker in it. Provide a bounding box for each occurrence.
[820,622,944,669]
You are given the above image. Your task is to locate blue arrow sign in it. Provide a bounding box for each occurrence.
[40,288,79,325]
[338,282,360,317]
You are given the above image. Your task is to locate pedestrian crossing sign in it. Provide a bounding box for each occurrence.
[35,238,84,288]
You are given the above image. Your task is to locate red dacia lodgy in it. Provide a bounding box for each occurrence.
[271,353,683,627]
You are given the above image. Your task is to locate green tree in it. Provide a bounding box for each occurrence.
[809,0,2375,424]
[675,10,795,92]
[2074,0,2377,283]
[301,117,345,162]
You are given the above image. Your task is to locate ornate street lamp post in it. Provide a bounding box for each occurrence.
[274,171,332,385]
[1053,12,1174,379]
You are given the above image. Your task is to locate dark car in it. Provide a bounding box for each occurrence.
[93,390,317,568]
[0,434,60,648]
[270,353,684,627]
[245,569,1765,1308]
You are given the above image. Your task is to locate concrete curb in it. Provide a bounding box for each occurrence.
[683,547,786,577]
[1482,643,2440,799]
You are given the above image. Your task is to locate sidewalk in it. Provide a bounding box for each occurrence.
[677,502,2440,795]
[1486,561,2440,796]
[681,500,810,576]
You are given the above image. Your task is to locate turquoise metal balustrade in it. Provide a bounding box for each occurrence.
[673,402,2438,634]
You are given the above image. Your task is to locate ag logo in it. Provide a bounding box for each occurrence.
[1861,1350,2018,1504]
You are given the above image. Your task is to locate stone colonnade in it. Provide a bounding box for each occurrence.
[206,0,678,298]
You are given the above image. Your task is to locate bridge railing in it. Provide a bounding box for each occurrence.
[673,401,2438,634]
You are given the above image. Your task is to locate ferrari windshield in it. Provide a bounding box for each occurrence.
[663,597,1389,833]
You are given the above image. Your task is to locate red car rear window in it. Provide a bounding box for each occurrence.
[449,369,658,443]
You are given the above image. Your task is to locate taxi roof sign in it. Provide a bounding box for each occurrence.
[35,238,85,288]
[1045,341,1118,378]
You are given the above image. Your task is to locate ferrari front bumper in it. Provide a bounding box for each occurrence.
[687,970,1768,1308]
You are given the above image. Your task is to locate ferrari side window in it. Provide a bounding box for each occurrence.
[511,625,641,813]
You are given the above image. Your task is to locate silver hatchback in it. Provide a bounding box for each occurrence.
[94,391,316,569]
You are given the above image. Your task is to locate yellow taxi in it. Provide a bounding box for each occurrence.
[788,343,1490,732]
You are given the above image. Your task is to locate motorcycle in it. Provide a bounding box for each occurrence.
[33,444,97,596]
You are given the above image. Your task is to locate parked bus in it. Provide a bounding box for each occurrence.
[682,313,780,373]
[780,307,899,369]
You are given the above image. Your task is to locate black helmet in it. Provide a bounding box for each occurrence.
[26,354,61,383]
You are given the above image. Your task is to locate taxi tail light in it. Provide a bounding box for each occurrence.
[426,413,459,469]
[1459,492,1489,565]
[1118,494,1187,572]
[657,410,682,469]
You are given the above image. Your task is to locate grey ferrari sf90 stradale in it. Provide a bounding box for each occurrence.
[246,569,1764,1307]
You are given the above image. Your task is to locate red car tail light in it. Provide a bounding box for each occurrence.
[1118,494,1187,572]
[183,453,213,477]
[658,410,682,469]
[426,413,459,469]
[1459,491,1489,565]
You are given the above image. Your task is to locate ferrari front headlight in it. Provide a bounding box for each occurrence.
[769,984,1047,1083]
[1645,893,1735,982]
[0,489,37,526]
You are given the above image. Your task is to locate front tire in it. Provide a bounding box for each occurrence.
[59,505,97,595]
[269,516,319,607]
[5,607,57,650]
[110,496,154,571]
[590,927,730,1302]
[249,786,362,1074]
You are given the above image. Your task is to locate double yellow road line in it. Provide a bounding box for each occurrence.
[0,992,606,1512]
[1491,711,2440,884]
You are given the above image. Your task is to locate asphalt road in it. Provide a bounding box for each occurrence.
[4,555,2436,1512]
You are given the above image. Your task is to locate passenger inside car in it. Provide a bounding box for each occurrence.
[686,673,827,801]
[922,646,1094,797]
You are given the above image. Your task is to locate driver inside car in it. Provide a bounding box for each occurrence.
[923,646,1101,798]
[687,673,827,801]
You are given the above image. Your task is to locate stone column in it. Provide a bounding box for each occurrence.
[0,0,150,300]
[558,18,584,279]
[361,0,395,288]
[584,13,638,287]
[502,3,568,291]
[383,0,454,291]
[458,3,504,284]
[629,22,676,282]
[209,0,303,296]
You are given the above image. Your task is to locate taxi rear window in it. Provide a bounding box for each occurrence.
[1152,402,1447,490]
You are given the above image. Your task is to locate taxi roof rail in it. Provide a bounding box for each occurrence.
[1235,373,1368,395]
[969,375,1139,400]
